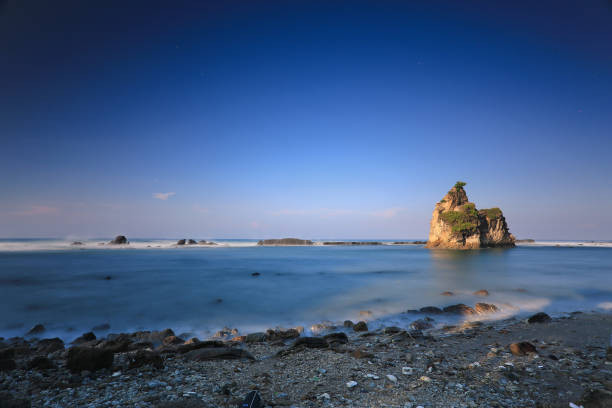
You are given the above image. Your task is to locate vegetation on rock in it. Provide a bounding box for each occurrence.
[481,207,502,219]
[453,181,466,190]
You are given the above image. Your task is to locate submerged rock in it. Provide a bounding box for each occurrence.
[425,182,515,249]
[473,289,489,297]
[419,306,443,314]
[443,304,476,315]
[527,312,551,323]
[475,303,499,314]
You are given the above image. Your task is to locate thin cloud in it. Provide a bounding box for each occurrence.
[13,205,58,216]
[270,207,404,219]
[153,192,176,200]
[370,207,405,219]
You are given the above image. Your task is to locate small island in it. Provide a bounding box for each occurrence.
[257,238,314,246]
[426,182,515,249]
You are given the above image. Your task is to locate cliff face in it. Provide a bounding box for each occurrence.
[425,182,515,249]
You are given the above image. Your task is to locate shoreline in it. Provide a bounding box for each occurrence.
[2,310,611,407]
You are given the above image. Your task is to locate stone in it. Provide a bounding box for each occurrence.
[176,239,186,245]
[351,349,374,359]
[72,331,96,344]
[109,235,128,244]
[383,326,402,334]
[176,340,225,354]
[475,303,499,314]
[419,306,443,314]
[579,389,612,408]
[128,350,163,369]
[266,328,300,340]
[346,380,358,388]
[509,342,537,356]
[473,289,489,296]
[257,238,314,245]
[184,347,255,361]
[410,319,433,330]
[35,338,64,354]
[386,374,398,383]
[27,356,55,370]
[443,304,476,315]
[353,321,368,332]
[26,324,45,336]
[425,182,515,249]
[0,359,16,371]
[245,332,267,343]
[323,332,349,345]
[343,320,355,328]
[187,239,197,244]
[292,337,328,349]
[441,291,454,296]
[66,347,113,372]
[251,272,260,277]
[527,312,551,323]
[71,241,83,245]
[162,335,184,345]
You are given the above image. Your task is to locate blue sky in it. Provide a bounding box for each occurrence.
[1,1,611,239]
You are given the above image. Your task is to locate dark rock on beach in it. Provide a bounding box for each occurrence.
[72,331,96,344]
[184,347,254,361]
[109,235,128,245]
[66,347,113,372]
[528,312,552,323]
[509,341,537,356]
[420,306,443,314]
[27,356,55,370]
[291,337,328,349]
[128,350,163,369]
[257,238,313,246]
[443,304,476,315]
[353,321,368,332]
[26,324,45,336]
[35,337,64,354]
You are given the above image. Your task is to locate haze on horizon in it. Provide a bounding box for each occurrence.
[1,1,611,240]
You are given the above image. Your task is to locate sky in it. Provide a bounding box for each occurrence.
[1,0,611,240]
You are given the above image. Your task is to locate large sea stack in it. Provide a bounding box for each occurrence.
[426,182,515,249]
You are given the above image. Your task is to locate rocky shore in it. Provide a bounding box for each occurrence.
[1,311,611,408]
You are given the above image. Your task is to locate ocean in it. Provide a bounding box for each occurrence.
[1,239,611,341]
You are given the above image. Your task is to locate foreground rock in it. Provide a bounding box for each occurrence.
[66,347,113,372]
[426,182,515,249]
[257,238,313,246]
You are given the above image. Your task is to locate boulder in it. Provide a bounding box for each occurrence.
[72,332,96,345]
[291,337,328,349]
[351,349,374,359]
[184,347,255,361]
[71,241,83,246]
[509,342,537,356]
[109,235,128,245]
[343,320,355,328]
[475,303,499,314]
[425,182,515,249]
[66,347,113,372]
[213,327,239,339]
[127,350,163,369]
[27,356,55,370]
[0,359,16,371]
[266,328,300,341]
[256,238,313,246]
[353,321,368,332]
[245,332,267,343]
[410,319,433,330]
[162,336,184,346]
[527,312,551,323]
[35,338,64,354]
[176,340,224,354]
[187,239,197,245]
[26,324,45,336]
[443,304,476,315]
[419,306,443,314]
[441,291,454,296]
[473,289,489,297]
[323,332,349,346]
[176,239,186,245]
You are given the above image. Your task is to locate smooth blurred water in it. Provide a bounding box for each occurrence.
[1,242,611,340]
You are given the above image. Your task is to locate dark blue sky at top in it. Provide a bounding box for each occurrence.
[1,0,611,239]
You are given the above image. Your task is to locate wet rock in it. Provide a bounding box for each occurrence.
[99,337,132,353]
[343,320,355,328]
[26,324,45,336]
[410,319,433,330]
[441,291,454,296]
[292,337,328,349]
[176,239,186,245]
[92,323,111,331]
[473,289,489,297]
[266,328,300,341]
[383,326,402,334]
[245,332,267,343]
[71,241,83,246]
[128,350,163,369]
[109,235,128,244]
[27,356,55,370]
[184,347,255,361]
[509,342,537,356]
[443,304,476,315]
[579,389,612,408]
[176,340,225,354]
[66,347,113,372]
[475,303,499,314]
[162,335,184,346]
[72,331,96,344]
[0,359,16,371]
[527,312,551,323]
[187,239,197,245]
[251,272,260,277]
[353,321,368,332]
[351,349,374,359]
[323,332,349,346]
[419,306,443,314]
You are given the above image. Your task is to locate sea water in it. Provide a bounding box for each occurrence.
[1,239,611,341]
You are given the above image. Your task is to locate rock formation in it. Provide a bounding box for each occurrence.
[425,182,514,249]
[109,235,128,245]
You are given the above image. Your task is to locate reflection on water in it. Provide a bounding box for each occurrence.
[0,245,611,340]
